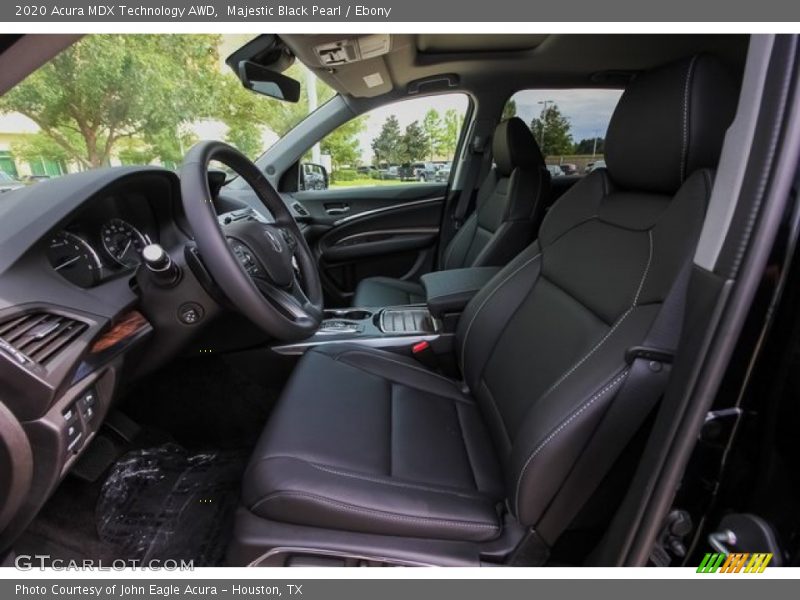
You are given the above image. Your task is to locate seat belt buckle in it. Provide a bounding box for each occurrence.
[624,345,675,365]
[411,340,439,369]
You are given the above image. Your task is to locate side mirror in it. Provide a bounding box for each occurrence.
[237,60,301,103]
[298,163,329,191]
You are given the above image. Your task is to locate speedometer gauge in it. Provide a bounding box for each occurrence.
[101,218,149,268]
[46,231,102,288]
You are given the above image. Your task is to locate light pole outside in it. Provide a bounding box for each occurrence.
[538,99,554,155]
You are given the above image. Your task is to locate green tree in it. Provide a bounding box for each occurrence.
[530,104,573,156]
[219,62,336,151]
[401,120,428,163]
[573,137,605,155]
[502,99,517,120]
[321,115,367,172]
[421,109,444,160]
[224,121,264,159]
[441,109,464,159]
[10,133,71,167]
[371,115,403,165]
[0,35,221,168]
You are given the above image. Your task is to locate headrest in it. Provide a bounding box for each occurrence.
[493,117,545,177]
[605,54,738,195]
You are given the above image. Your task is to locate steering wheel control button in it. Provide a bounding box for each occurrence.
[142,243,180,286]
[230,242,264,278]
[178,302,204,325]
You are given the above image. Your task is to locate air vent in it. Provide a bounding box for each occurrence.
[0,312,87,368]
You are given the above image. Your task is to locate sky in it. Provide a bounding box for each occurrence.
[511,88,624,143]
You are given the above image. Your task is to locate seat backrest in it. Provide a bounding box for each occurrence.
[442,117,549,270]
[456,55,738,528]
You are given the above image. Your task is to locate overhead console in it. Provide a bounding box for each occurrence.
[313,35,391,66]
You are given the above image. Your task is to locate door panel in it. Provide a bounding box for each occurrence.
[293,182,446,226]
[296,185,446,306]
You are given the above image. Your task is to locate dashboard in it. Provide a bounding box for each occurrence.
[0,165,303,552]
[44,192,160,288]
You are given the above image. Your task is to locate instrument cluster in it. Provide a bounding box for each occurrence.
[45,193,158,288]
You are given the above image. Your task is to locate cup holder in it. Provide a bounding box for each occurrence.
[324,309,373,321]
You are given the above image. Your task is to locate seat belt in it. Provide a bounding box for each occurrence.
[452,134,491,229]
[522,260,694,557]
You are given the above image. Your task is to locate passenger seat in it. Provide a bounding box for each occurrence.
[352,117,549,307]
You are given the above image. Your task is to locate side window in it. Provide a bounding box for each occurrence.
[502,89,623,176]
[311,94,469,190]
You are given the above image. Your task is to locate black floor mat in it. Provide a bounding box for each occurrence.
[96,444,247,567]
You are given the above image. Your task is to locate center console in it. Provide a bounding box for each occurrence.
[271,306,439,355]
[271,267,500,357]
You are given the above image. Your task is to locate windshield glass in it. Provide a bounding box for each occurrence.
[0,34,334,183]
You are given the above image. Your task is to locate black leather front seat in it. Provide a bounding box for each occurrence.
[235,55,738,563]
[352,117,549,307]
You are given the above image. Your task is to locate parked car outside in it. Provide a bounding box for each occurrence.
[435,163,452,182]
[559,163,579,175]
[0,171,25,193]
[22,174,52,185]
[411,161,437,182]
[586,159,606,173]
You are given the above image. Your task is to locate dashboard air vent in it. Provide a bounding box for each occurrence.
[0,312,87,367]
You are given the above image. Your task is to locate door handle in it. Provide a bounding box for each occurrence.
[325,204,350,215]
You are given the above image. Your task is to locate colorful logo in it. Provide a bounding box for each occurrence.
[697,552,773,573]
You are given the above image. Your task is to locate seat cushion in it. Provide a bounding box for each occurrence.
[242,344,505,542]
[352,277,425,307]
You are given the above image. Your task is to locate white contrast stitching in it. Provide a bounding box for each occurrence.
[633,229,654,305]
[459,252,542,374]
[256,491,499,531]
[335,349,466,391]
[680,55,698,184]
[253,455,489,500]
[535,229,653,402]
[514,369,630,514]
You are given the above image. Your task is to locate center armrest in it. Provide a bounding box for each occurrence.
[421,267,500,319]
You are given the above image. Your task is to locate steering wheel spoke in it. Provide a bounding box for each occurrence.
[181,141,324,341]
[254,278,312,323]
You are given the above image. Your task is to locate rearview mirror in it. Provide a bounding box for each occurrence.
[298,163,329,191]
[237,60,301,103]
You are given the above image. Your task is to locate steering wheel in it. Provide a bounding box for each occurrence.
[180,140,323,341]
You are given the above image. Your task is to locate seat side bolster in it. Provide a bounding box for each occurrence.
[245,455,502,542]
[318,344,470,403]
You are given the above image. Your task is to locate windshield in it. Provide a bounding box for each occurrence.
[0,34,334,182]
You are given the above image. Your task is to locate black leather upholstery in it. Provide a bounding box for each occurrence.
[349,277,425,307]
[353,117,548,307]
[243,344,504,541]
[605,55,738,195]
[239,55,738,550]
[420,266,501,318]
